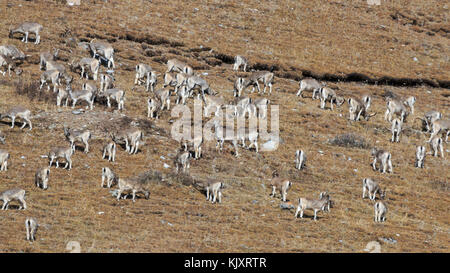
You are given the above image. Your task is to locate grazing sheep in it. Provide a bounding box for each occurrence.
[243,71,274,94]
[100,73,115,92]
[415,146,426,168]
[391,118,402,143]
[116,178,149,202]
[233,55,248,71]
[294,193,330,221]
[154,89,171,111]
[40,70,61,92]
[70,58,100,80]
[40,49,59,70]
[25,217,38,241]
[67,85,96,110]
[175,151,191,173]
[374,201,387,222]
[0,131,5,144]
[371,148,393,173]
[0,188,27,210]
[385,98,409,123]
[0,55,13,77]
[319,87,344,110]
[35,167,50,190]
[296,78,322,99]
[111,128,143,154]
[102,142,116,162]
[428,119,450,143]
[269,172,291,202]
[362,178,385,201]
[9,22,43,44]
[64,127,91,153]
[89,40,115,68]
[56,85,70,107]
[48,146,73,170]
[205,181,224,204]
[294,149,306,170]
[0,149,9,171]
[429,136,444,158]
[147,97,161,119]
[102,167,118,188]
[0,106,32,130]
[233,77,245,97]
[100,88,125,111]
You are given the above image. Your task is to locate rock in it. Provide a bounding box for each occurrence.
[379,237,397,244]
[280,202,295,210]
[163,163,170,169]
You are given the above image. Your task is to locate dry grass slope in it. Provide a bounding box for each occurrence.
[0,0,448,253]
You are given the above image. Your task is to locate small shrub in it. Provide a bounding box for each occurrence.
[329,133,370,149]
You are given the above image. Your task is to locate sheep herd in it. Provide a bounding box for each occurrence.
[0,21,448,247]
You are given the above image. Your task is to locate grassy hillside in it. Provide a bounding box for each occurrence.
[0,0,448,252]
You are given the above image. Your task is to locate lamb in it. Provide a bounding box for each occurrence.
[205,181,224,204]
[362,178,385,201]
[371,148,393,173]
[374,201,387,222]
[102,142,116,162]
[25,217,38,241]
[233,55,248,71]
[101,167,118,188]
[48,146,73,170]
[415,146,426,168]
[35,167,50,190]
[0,149,9,171]
[296,78,322,99]
[0,106,32,130]
[0,188,27,210]
[294,192,330,221]
[9,22,43,44]
[64,127,91,153]
[116,178,150,202]
[269,172,291,202]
